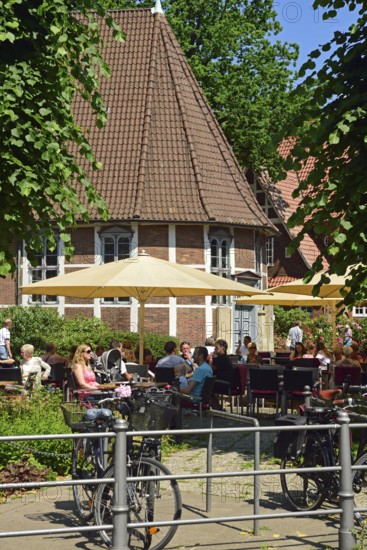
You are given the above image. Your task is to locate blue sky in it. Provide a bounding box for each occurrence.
[273,1,360,71]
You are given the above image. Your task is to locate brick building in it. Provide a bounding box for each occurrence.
[2,7,277,350]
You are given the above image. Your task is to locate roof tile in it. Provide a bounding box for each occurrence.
[73,10,275,231]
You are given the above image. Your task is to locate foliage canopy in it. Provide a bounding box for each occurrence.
[0,0,124,276]
[281,0,367,305]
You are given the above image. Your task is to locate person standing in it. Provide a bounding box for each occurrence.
[288,321,303,351]
[343,324,353,346]
[0,318,12,360]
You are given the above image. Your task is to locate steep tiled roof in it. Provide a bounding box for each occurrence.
[73,9,275,231]
[259,139,328,269]
[268,276,298,288]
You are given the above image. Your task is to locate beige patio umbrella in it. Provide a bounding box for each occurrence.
[22,251,266,363]
[236,291,342,345]
[270,272,352,299]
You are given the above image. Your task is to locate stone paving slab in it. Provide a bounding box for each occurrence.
[0,485,340,550]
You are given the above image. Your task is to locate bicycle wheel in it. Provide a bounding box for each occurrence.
[72,437,104,521]
[94,457,182,550]
[352,451,367,526]
[280,431,329,511]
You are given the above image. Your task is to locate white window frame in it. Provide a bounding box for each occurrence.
[255,233,263,273]
[28,236,59,304]
[209,233,231,305]
[353,306,367,318]
[100,227,132,304]
[266,237,274,266]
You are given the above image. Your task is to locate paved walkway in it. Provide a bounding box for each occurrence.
[0,414,344,549]
[0,483,341,550]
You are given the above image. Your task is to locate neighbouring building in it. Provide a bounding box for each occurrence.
[1,6,278,350]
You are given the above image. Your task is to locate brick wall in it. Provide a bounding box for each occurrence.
[1,273,17,305]
[269,224,307,279]
[138,225,168,258]
[234,227,254,269]
[176,225,204,264]
[68,227,95,265]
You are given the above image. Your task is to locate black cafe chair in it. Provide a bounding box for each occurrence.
[155,367,176,385]
[247,367,281,416]
[126,364,149,378]
[0,367,22,385]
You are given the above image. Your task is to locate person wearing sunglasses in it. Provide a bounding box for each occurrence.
[72,345,101,391]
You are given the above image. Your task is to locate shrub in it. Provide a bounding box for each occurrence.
[0,306,179,361]
[0,390,72,475]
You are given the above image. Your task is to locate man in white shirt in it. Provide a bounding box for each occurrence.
[235,335,251,362]
[288,321,303,351]
[0,318,12,360]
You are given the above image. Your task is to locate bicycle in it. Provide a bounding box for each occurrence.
[274,387,367,526]
[93,387,181,550]
[62,386,182,549]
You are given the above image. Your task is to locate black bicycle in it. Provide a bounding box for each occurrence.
[61,387,181,549]
[274,390,367,526]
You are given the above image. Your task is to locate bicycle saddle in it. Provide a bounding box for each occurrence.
[84,408,113,421]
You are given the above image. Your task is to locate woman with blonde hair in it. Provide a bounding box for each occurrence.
[20,344,51,387]
[72,344,100,391]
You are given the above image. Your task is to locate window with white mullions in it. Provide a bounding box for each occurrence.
[353,306,367,318]
[266,237,274,266]
[29,238,59,304]
[210,236,231,305]
[101,229,132,304]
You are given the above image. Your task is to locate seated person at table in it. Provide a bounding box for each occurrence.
[72,344,101,391]
[179,346,212,399]
[235,335,251,363]
[246,342,261,366]
[20,344,51,387]
[121,339,137,363]
[174,363,189,390]
[334,346,361,367]
[210,339,234,385]
[290,342,307,361]
[303,343,316,358]
[351,343,363,364]
[156,341,185,368]
[180,341,195,371]
[315,341,332,367]
[41,342,68,366]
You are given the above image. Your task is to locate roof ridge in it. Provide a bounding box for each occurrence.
[160,20,215,221]
[133,13,160,218]
[165,31,274,230]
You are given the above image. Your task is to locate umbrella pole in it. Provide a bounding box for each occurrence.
[138,299,146,365]
[331,304,337,347]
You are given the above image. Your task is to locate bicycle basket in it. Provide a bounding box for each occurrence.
[131,393,177,431]
[273,414,307,460]
[61,402,91,429]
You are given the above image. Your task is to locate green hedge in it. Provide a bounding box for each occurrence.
[0,390,72,475]
[0,306,178,360]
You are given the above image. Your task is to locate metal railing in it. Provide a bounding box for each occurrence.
[0,409,363,550]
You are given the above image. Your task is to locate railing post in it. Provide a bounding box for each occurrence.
[253,419,260,536]
[111,419,129,550]
[206,414,213,512]
[337,411,356,550]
